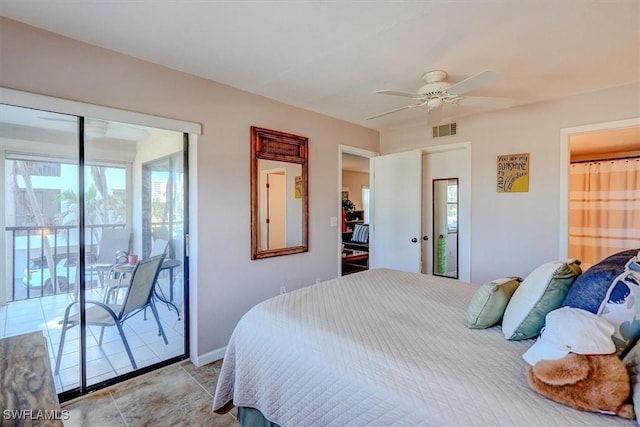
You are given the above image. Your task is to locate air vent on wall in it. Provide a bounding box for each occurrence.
[432,122,457,138]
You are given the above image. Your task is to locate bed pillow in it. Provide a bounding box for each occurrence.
[598,271,640,355]
[562,249,639,313]
[601,249,640,267]
[466,277,522,329]
[502,259,582,340]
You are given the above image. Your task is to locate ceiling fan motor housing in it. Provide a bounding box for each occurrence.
[418,70,452,98]
[418,81,451,97]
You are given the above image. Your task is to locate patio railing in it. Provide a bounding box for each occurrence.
[5,224,126,302]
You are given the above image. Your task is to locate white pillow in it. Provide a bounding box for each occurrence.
[502,259,582,340]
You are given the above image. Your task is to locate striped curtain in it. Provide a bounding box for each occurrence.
[569,158,640,270]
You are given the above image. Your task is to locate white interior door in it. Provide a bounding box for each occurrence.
[370,149,422,272]
[421,146,471,281]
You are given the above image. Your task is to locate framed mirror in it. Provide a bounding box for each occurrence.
[433,178,458,278]
[251,126,308,259]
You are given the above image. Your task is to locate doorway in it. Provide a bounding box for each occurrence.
[421,147,468,279]
[0,103,190,401]
[559,119,640,267]
[259,168,287,250]
[558,118,640,268]
[369,144,471,281]
[339,146,377,276]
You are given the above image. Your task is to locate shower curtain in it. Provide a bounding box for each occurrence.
[569,158,640,269]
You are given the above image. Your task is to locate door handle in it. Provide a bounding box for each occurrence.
[411,237,418,243]
[423,236,429,241]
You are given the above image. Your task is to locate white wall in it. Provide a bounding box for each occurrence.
[341,170,369,210]
[0,18,380,360]
[382,82,640,284]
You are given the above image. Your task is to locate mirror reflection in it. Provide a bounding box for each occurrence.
[251,127,308,259]
[433,178,458,278]
[257,159,303,250]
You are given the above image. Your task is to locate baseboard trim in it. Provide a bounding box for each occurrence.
[191,346,226,367]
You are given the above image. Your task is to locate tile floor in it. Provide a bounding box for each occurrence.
[0,277,185,393]
[62,359,239,426]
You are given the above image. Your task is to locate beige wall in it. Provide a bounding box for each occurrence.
[0,18,379,360]
[381,82,640,284]
[341,170,369,211]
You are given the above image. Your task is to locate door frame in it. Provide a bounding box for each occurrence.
[339,142,470,281]
[558,117,640,258]
[422,142,471,281]
[259,167,287,250]
[338,145,378,275]
[0,88,200,400]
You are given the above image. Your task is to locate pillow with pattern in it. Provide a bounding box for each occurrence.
[351,224,369,243]
[598,271,640,354]
[562,249,639,313]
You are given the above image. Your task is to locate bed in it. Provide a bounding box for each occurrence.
[213,268,636,426]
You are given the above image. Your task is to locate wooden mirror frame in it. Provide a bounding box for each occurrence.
[251,126,309,259]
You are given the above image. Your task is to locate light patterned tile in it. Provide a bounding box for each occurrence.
[181,359,223,397]
[63,390,126,427]
[110,364,236,426]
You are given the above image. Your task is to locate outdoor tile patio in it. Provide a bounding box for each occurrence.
[0,277,184,393]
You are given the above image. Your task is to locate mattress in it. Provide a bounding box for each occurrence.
[213,268,634,426]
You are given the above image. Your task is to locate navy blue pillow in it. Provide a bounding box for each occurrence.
[599,249,639,267]
[561,249,639,314]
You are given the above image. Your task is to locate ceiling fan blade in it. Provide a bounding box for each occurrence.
[366,102,425,120]
[447,70,501,95]
[456,96,516,109]
[375,90,424,99]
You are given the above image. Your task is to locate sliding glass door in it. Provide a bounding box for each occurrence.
[1,105,189,399]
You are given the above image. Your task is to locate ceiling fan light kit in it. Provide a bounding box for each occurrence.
[367,69,515,122]
[427,98,443,109]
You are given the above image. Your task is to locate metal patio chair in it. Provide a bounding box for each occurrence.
[103,238,170,304]
[86,227,132,288]
[54,254,167,375]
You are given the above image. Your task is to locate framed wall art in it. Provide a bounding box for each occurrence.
[497,153,529,193]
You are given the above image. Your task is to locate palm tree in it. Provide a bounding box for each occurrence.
[11,162,126,295]
[11,160,58,293]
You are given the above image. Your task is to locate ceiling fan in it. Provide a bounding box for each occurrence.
[367,69,515,121]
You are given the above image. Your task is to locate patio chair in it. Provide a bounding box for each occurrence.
[103,238,170,304]
[54,254,167,375]
[86,227,132,287]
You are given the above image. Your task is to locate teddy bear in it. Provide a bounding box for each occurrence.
[522,306,635,419]
[526,352,634,419]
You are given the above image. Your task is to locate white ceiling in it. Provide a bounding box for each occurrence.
[1,1,639,131]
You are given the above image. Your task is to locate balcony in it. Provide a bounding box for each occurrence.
[1,224,185,394]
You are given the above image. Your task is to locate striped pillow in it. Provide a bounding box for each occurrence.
[351,224,369,243]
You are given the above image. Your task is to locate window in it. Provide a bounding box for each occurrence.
[362,187,370,224]
[24,160,61,177]
[14,188,61,226]
[447,182,457,232]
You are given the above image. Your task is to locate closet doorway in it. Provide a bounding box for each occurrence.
[560,119,640,268]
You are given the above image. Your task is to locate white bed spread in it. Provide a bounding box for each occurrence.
[213,268,634,426]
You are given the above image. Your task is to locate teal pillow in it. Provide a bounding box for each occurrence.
[502,259,582,340]
[467,277,522,329]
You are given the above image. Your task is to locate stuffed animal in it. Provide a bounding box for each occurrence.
[527,352,634,419]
